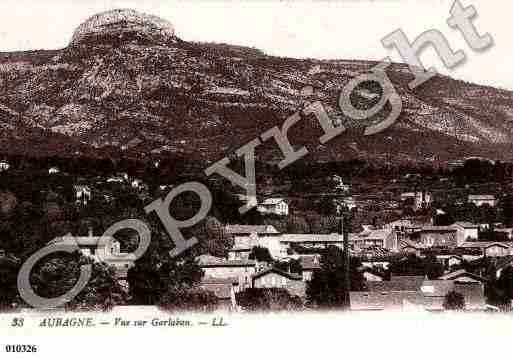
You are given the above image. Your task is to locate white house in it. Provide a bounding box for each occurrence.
[226,225,282,259]
[468,194,497,207]
[197,254,258,291]
[73,185,92,206]
[351,229,397,251]
[0,161,10,172]
[49,229,136,280]
[257,198,289,216]
[401,191,432,210]
[451,222,479,247]
[342,197,357,210]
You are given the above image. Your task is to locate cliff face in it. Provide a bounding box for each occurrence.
[0,9,512,163]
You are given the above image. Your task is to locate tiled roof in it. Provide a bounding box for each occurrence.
[366,276,425,292]
[252,267,302,281]
[226,224,280,235]
[261,198,286,205]
[280,234,343,243]
[350,291,424,311]
[196,254,256,267]
[460,241,513,249]
[354,229,392,241]
[48,235,114,247]
[420,280,455,297]
[438,269,487,283]
[419,226,457,232]
[452,222,479,229]
[201,276,238,285]
[352,279,486,310]
[468,194,495,200]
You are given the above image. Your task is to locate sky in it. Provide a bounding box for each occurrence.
[0,0,511,89]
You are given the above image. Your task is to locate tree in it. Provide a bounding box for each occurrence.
[159,286,218,312]
[0,251,21,311]
[236,288,303,311]
[127,234,205,308]
[388,254,444,279]
[494,265,513,305]
[287,215,310,233]
[501,194,513,228]
[248,246,273,262]
[306,246,364,309]
[274,258,302,274]
[29,252,128,311]
[203,216,234,258]
[443,290,465,310]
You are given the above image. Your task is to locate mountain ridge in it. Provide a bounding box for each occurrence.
[0,9,512,164]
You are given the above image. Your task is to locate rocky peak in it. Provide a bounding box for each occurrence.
[70,9,177,47]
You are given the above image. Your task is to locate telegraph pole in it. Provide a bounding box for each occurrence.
[337,204,350,309]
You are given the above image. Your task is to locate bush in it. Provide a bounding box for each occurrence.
[236,288,303,311]
[443,290,465,311]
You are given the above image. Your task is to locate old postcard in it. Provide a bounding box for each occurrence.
[0,0,512,357]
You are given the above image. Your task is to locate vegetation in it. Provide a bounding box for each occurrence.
[443,290,465,311]
[306,246,365,309]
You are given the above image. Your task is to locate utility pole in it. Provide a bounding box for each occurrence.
[338,205,350,309]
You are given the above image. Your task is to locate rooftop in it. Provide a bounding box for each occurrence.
[226,224,280,235]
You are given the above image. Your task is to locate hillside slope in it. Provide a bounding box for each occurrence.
[0,9,512,164]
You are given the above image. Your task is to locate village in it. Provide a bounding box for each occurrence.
[1,156,513,312]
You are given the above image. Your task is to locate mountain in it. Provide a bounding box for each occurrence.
[0,8,512,165]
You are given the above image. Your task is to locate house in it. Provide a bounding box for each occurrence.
[257,198,289,216]
[350,276,486,311]
[438,269,487,284]
[351,229,396,251]
[342,196,357,210]
[131,179,144,190]
[366,275,426,292]
[350,276,426,311]
[435,254,463,269]
[0,160,10,172]
[48,229,136,282]
[410,226,458,248]
[421,280,486,311]
[226,225,282,259]
[459,241,513,257]
[197,254,258,291]
[401,191,432,210]
[48,167,60,174]
[73,185,92,206]
[451,222,479,246]
[227,244,252,261]
[299,254,321,281]
[252,268,306,298]
[199,277,238,311]
[468,194,497,207]
[385,217,433,234]
[107,176,125,183]
[280,233,344,254]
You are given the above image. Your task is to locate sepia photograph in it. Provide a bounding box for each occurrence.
[0,0,512,357]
